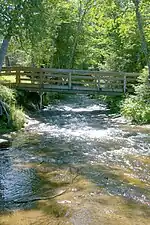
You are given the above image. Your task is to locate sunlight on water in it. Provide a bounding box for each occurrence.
[0,95,150,211]
[45,103,107,112]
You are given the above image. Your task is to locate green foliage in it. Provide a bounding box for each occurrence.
[0,0,46,39]
[10,106,25,130]
[43,92,67,105]
[0,84,25,131]
[0,84,15,105]
[93,94,124,113]
[121,69,150,124]
[104,95,124,113]
[1,0,149,71]
[121,96,150,124]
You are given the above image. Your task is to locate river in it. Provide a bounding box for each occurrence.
[0,95,150,225]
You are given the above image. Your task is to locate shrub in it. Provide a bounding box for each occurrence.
[0,84,16,105]
[92,94,124,113]
[121,96,150,123]
[121,67,150,124]
[0,85,25,131]
[10,106,25,130]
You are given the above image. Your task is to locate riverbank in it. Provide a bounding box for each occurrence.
[0,115,29,148]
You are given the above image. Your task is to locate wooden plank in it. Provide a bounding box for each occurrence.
[43,84,69,90]
[72,86,97,91]
[18,83,39,88]
[40,68,140,77]
[43,79,67,83]
[41,73,68,78]
[101,88,123,92]
[2,67,42,72]
[16,72,20,85]
[1,67,140,77]
[71,81,91,85]
[0,72,16,76]
[20,78,33,81]
[71,76,136,81]
[71,75,95,80]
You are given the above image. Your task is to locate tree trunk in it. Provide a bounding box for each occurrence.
[69,0,93,69]
[133,0,150,78]
[0,36,11,72]
[5,55,11,66]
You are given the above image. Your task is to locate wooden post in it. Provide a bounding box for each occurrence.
[68,72,72,89]
[16,71,20,86]
[39,69,44,109]
[97,75,100,91]
[40,70,43,90]
[123,75,127,93]
[39,92,43,110]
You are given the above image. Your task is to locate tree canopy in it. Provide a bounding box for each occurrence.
[0,0,149,73]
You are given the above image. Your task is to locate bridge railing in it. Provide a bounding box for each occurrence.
[0,67,139,94]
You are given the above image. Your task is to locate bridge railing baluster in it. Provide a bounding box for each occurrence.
[39,70,43,90]
[97,75,100,91]
[16,70,20,86]
[68,72,72,89]
[123,75,127,93]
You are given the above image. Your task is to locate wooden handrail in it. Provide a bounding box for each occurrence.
[1,67,140,77]
[0,67,139,95]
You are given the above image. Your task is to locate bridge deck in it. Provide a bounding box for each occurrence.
[0,67,139,95]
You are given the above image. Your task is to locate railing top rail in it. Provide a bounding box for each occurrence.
[1,67,42,72]
[1,67,140,77]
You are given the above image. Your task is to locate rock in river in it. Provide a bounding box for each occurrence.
[0,138,11,148]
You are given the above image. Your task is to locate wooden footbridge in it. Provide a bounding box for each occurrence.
[0,67,139,95]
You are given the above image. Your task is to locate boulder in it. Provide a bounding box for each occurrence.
[0,138,11,148]
[1,134,12,140]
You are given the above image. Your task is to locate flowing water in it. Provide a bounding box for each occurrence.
[0,95,150,225]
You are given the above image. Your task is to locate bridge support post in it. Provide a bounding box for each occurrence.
[16,72,20,87]
[123,75,127,93]
[68,72,72,89]
[97,76,100,91]
[39,92,44,110]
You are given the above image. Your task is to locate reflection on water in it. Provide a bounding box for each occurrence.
[0,94,150,212]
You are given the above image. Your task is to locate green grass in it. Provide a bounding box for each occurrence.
[10,106,25,130]
[0,75,16,83]
[0,84,25,132]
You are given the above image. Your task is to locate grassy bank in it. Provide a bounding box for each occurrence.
[0,84,25,134]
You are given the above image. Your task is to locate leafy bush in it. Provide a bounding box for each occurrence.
[121,96,150,123]
[10,106,25,130]
[121,68,150,124]
[0,84,16,105]
[92,94,124,113]
[0,84,25,131]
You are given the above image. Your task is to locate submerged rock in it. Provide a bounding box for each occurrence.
[0,138,11,148]
[1,134,12,140]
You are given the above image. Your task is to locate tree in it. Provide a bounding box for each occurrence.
[0,0,46,71]
[132,0,150,78]
[1,0,149,74]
